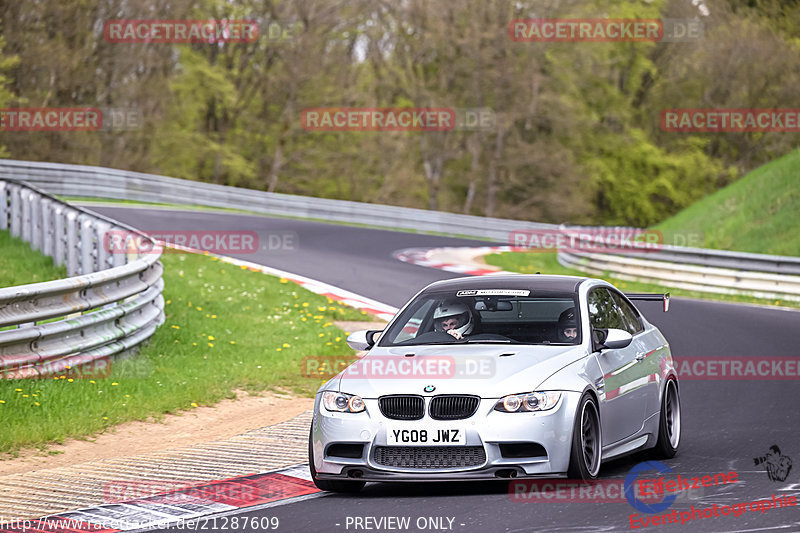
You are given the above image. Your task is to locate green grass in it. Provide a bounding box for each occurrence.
[0,231,67,286]
[655,149,800,256]
[483,251,799,309]
[0,251,368,455]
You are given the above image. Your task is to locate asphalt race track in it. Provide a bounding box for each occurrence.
[94,205,800,533]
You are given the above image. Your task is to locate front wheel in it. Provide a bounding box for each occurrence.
[567,394,602,480]
[308,428,365,493]
[651,379,680,458]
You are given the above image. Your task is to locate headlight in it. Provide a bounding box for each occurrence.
[494,391,561,413]
[322,391,366,413]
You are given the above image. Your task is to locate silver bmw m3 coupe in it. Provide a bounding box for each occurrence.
[309,275,680,492]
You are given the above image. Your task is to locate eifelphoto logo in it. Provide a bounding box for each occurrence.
[300,107,496,132]
[661,108,800,132]
[754,445,793,482]
[103,19,259,44]
[509,18,703,43]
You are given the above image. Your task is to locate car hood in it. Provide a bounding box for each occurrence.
[333,344,587,399]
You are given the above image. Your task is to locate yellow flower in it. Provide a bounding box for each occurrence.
[125,394,130,398]
[90,380,96,384]
[230,341,236,344]
[276,348,282,352]
[166,300,171,304]
[15,388,21,392]
[34,402,40,406]
[302,302,309,307]
[191,402,198,407]
[103,416,108,420]
[193,342,197,346]
[67,379,74,383]
[208,342,214,347]
[59,376,66,379]
[317,306,326,312]
[282,343,290,348]
[301,317,307,322]
[335,337,341,342]
[171,325,180,329]
[211,315,217,319]
[111,382,118,386]
[0,400,5,404]
[208,335,215,341]
[22,394,28,398]
[318,333,325,337]
[279,278,289,283]
[196,306,202,311]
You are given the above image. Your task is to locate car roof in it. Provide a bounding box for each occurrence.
[420,274,587,295]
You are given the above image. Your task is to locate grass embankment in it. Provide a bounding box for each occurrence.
[486,150,800,308]
[0,240,366,455]
[654,149,800,256]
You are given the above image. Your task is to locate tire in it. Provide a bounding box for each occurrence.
[308,428,365,493]
[651,378,680,459]
[567,394,602,480]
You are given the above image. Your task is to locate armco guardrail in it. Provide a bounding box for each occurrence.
[0,159,556,241]
[0,179,164,378]
[2,159,799,303]
[559,249,800,302]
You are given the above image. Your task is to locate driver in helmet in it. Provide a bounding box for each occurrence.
[558,307,578,342]
[433,302,474,340]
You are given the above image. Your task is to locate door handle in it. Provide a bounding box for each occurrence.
[635,352,646,362]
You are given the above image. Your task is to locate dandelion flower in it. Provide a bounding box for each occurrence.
[208,335,215,341]
[171,325,180,329]
[191,402,198,408]
[111,382,118,386]
[208,342,214,347]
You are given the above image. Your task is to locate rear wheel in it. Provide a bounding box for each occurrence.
[651,379,680,458]
[308,429,365,493]
[567,394,602,480]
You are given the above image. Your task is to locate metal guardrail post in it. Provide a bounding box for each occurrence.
[65,209,80,277]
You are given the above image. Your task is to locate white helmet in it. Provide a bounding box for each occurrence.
[433,302,474,337]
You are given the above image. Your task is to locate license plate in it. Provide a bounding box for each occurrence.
[387,426,466,446]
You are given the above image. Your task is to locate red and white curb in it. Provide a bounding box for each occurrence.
[166,243,398,321]
[0,466,318,533]
[394,246,516,276]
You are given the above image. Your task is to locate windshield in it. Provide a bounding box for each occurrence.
[379,290,581,347]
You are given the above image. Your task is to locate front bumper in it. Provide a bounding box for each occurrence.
[311,391,581,481]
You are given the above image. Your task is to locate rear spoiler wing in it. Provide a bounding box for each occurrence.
[625,292,670,312]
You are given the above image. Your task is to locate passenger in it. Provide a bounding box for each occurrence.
[558,307,578,342]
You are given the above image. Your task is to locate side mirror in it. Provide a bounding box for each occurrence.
[346,329,382,351]
[601,328,633,350]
